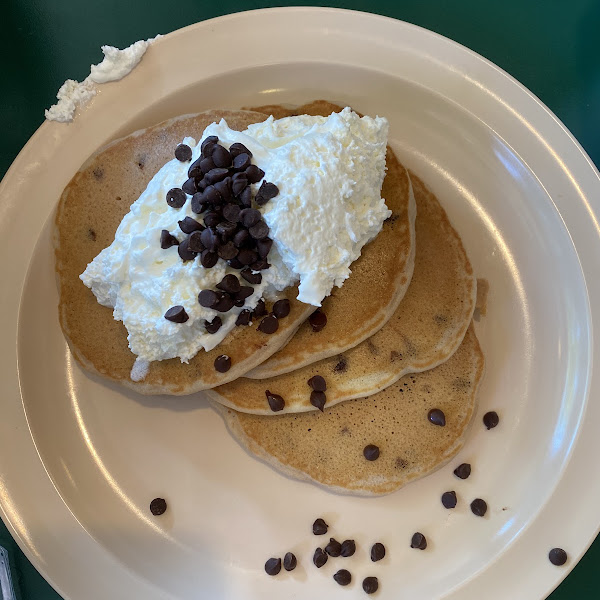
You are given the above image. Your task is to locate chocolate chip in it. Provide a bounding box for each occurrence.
[164,305,188,323]
[182,177,197,195]
[190,193,205,214]
[203,211,221,228]
[232,152,251,171]
[256,237,273,258]
[255,181,279,205]
[340,540,356,557]
[250,259,270,271]
[204,316,222,334]
[272,299,290,319]
[200,249,218,268]
[166,187,186,208]
[363,444,380,461]
[245,164,264,183]
[240,208,261,228]
[205,168,229,185]
[188,230,205,253]
[235,309,252,326]
[231,175,248,197]
[428,408,446,426]
[239,186,252,207]
[200,228,219,251]
[258,314,279,334]
[312,518,328,535]
[201,142,217,160]
[210,144,231,168]
[214,178,233,203]
[229,142,252,159]
[549,548,568,566]
[411,532,427,550]
[454,463,471,480]
[333,569,352,586]
[229,257,244,270]
[175,143,192,162]
[149,498,167,516]
[198,157,215,176]
[216,274,240,294]
[198,289,220,308]
[251,299,266,319]
[370,542,385,562]
[179,216,204,234]
[309,309,327,332]
[441,491,457,509]
[213,293,235,313]
[188,157,203,179]
[362,577,379,594]
[238,248,258,265]
[214,354,231,373]
[310,390,326,411]
[160,230,179,249]
[218,242,238,261]
[216,221,237,238]
[234,286,254,302]
[283,552,297,571]
[266,390,285,412]
[233,229,250,248]
[249,221,269,240]
[313,547,328,568]
[178,237,197,261]
[470,498,487,517]
[325,538,342,557]
[308,375,326,391]
[201,135,218,153]
[222,203,241,223]
[483,411,499,429]
[264,557,281,576]
[241,268,262,285]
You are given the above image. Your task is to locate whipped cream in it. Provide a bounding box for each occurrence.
[45,36,160,123]
[81,108,389,365]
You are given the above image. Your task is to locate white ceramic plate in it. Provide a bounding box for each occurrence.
[1,7,599,600]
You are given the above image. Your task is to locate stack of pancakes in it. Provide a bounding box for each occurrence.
[55,101,484,497]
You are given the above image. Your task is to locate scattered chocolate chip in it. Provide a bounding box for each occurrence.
[333,569,352,586]
[232,152,251,171]
[233,229,250,248]
[177,237,197,261]
[265,390,285,411]
[362,577,379,595]
[272,299,290,319]
[370,542,385,562]
[240,208,261,228]
[204,316,222,334]
[238,248,258,265]
[312,518,328,535]
[313,547,328,568]
[249,220,269,240]
[190,193,204,214]
[441,491,457,509]
[241,268,262,285]
[363,444,380,461]
[250,258,270,271]
[202,183,221,204]
[231,175,248,197]
[222,203,241,223]
[214,355,231,373]
[229,142,252,159]
[160,229,179,249]
[149,498,167,516]
[325,538,342,557]
[164,305,189,323]
[428,408,446,426]
[239,186,253,207]
[264,557,281,576]
[205,168,229,185]
[549,548,568,566]
[175,143,192,162]
[258,314,279,334]
[235,310,252,327]
[213,293,235,313]
[166,187,186,209]
[201,135,218,154]
[283,552,297,571]
[255,181,279,205]
[211,144,231,168]
[214,178,232,202]
[245,164,264,183]
[216,221,237,239]
[228,257,244,270]
[200,249,218,268]
[182,177,197,195]
[483,411,499,430]
[188,157,203,178]
[253,299,267,318]
[411,532,427,550]
[188,230,205,253]
[454,463,471,480]
[198,290,220,309]
[179,216,204,234]
[308,375,326,391]
[218,242,239,261]
[470,498,487,517]
[310,390,327,412]
[340,540,356,557]
[216,274,241,294]
[199,228,219,252]
[309,309,327,332]
[234,286,254,302]
[256,237,273,258]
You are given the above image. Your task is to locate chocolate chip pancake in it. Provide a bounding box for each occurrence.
[213,324,484,496]
[205,172,476,412]
[246,100,416,379]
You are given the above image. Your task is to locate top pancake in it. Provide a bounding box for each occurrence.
[246,101,416,379]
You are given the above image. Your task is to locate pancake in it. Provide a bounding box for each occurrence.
[205,172,476,413]
[213,324,484,496]
[246,100,416,379]
[54,110,315,394]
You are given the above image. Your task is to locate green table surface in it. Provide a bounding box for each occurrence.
[1,1,599,598]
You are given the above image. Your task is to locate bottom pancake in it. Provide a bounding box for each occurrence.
[212,324,483,496]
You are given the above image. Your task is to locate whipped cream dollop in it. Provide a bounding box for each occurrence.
[81,108,389,364]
